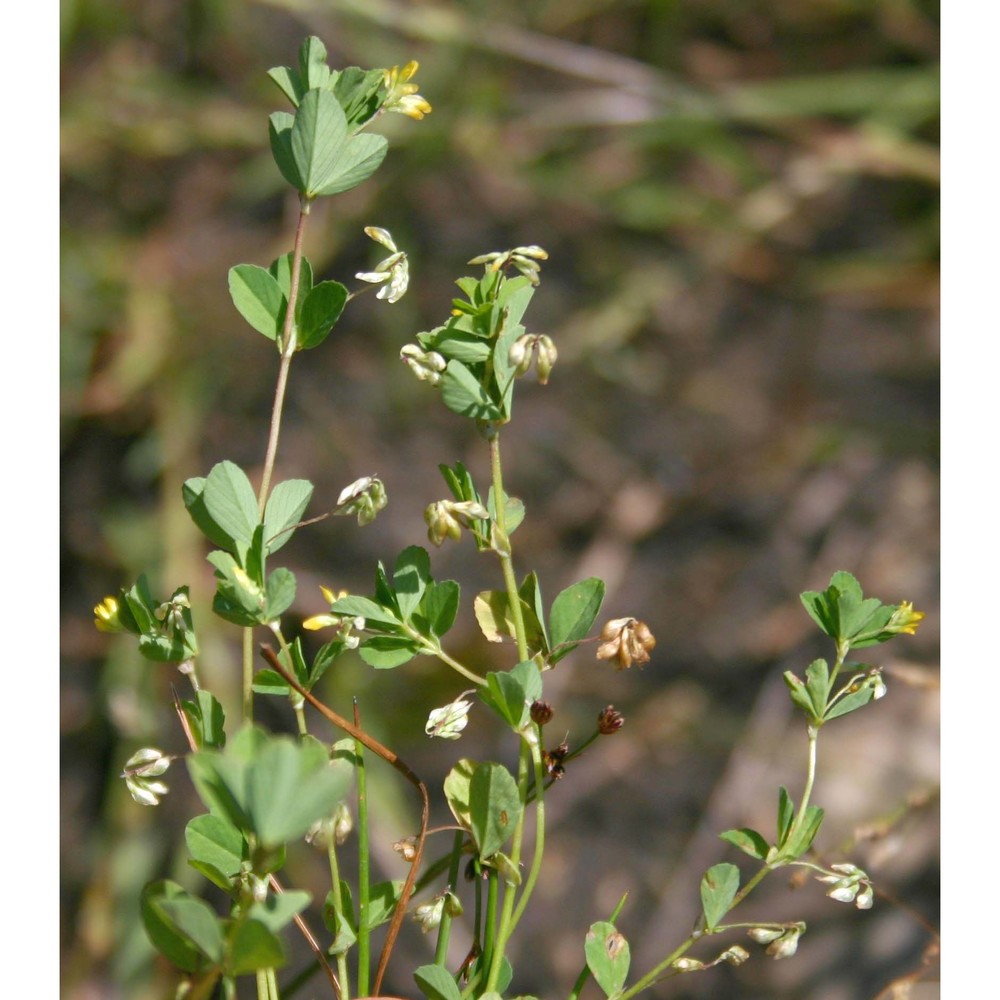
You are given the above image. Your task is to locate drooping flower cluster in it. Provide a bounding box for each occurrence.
[334,475,387,526]
[355,227,409,303]
[121,747,173,807]
[596,617,656,670]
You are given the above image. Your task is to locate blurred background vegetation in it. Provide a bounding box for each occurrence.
[61,1,939,997]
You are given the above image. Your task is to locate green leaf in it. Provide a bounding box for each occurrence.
[519,571,550,652]
[248,890,311,933]
[719,827,770,861]
[203,462,260,548]
[700,862,740,931]
[420,325,493,364]
[394,546,432,622]
[585,921,631,998]
[182,691,227,750]
[331,66,386,127]
[549,577,606,649]
[469,762,521,858]
[269,111,302,190]
[263,479,313,553]
[291,88,347,197]
[482,660,543,730]
[298,36,331,91]
[228,919,285,975]
[777,786,795,848]
[359,635,420,669]
[782,805,825,859]
[228,264,285,340]
[422,579,460,638]
[298,280,348,349]
[362,880,405,932]
[824,684,876,721]
[245,735,352,846]
[329,594,401,630]
[185,814,245,890]
[208,551,264,627]
[441,359,504,421]
[323,882,357,954]
[805,658,831,718]
[251,668,291,697]
[414,964,463,1000]
[783,671,818,720]
[487,486,525,535]
[267,64,303,107]
[289,89,389,199]
[141,881,223,971]
[187,729,350,848]
[183,477,237,551]
[443,758,477,831]
[269,252,313,302]
[474,590,513,643]
[264,568,297,621]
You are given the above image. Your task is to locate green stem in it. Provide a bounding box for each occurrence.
[354,724,371,997]
[481,869,499,978]
[790,725,820,837]
[509,737,546,930]
[327,839,351,999]
[484,737,533,993]
[434,831,466,965]
[244,201,311,723]
[489,432,529,662]
[405,625,485,686]
[258,200,311,514]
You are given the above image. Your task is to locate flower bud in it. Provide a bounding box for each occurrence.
[425,691,475,739]
[766,929,801,960]
[672,958,705,972]
[530,700,554,726]
[336,475,387,526]
[720,945,750,966]
[401,344,447,386]
[747,928,783,945]
[94,596,124,633]
[535,335,558,385]
[122,747,173,807]
[597,705,625,734]
[414,896,445,933]
[393,837,418,863]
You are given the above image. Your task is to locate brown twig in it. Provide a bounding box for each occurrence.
[259,644,430,996]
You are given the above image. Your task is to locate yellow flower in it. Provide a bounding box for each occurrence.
[302,586,364,649]
[885,600,925,635]
[383,61,432,120]
[94,595,124,633]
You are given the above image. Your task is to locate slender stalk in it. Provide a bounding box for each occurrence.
[508,737,546,929]
[790,726,820,836]
[258,200,311,514]
[354,703,372,998]
[481,869,499,977]
[489,432,529,662]
[484,738,531,993]
[433,831,466,965]
[326,841,351,999]
[241,202,311,722]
